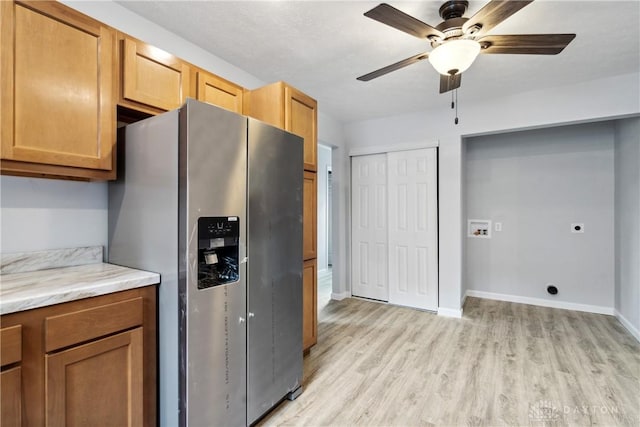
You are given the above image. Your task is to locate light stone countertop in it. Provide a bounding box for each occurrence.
[0,247,159,315]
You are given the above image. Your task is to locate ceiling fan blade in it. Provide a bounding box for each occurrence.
[478,34,576,54]
[364,3,444,39]
[357,52,429,82]
[463,0,534,38]
[440,73,462,94]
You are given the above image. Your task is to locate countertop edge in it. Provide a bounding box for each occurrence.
[0,264,160,316]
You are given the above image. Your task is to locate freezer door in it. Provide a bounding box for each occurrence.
[247,119,304,424]
[181,100,248,427]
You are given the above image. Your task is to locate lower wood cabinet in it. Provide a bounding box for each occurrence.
[303,171,318,261]
[46,328,143,426]
[303,258,318,351]
[0,367,21,427]
[1,323,22,427]
[0,285,156,427]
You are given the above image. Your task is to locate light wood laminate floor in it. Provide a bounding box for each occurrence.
[260,297,640,426]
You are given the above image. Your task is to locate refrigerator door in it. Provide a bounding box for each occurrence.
[247,119,304,424]
[181,100,248,427]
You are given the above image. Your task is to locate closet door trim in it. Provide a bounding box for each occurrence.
[349,141,438,157]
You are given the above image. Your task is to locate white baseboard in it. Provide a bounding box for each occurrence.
[615,309,640,342]
[466,290,615,315]
[331,291,351,301]
[461,290,468,306]
[437,307,463,318]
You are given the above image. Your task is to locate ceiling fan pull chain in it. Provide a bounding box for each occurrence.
[451,89,455,109]
[454,89,459,125]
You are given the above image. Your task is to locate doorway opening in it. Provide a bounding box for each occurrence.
[317,144,333,310]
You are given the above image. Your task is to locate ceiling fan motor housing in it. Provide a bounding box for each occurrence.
[439,0,469,20]
[434,0,474,45]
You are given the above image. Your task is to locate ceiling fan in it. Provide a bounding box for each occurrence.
[357,0,576,94]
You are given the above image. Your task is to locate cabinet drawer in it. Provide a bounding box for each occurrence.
[0,325,22,366]
[45,297,143,352]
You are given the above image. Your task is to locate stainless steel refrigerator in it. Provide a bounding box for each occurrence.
[108,99,303,427]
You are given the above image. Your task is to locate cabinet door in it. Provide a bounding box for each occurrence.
[285,86,317,172]
[196,70,244,113]
[46,328,143,427]
[121,37,190,112]
[303,259,318,351]
[303,171,317,260]
[0,325,22,427]
[0,367,21,427]
[1,1,115,174]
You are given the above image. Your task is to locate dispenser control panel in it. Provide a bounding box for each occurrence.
[197,216,240,289]
[204,220,236,237]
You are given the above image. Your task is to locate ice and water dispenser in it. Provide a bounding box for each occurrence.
[197,216,240,289]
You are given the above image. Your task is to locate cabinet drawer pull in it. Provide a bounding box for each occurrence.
[45,297,143,352]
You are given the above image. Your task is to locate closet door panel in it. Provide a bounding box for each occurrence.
[351,154,388,301]
[387,149,438,310]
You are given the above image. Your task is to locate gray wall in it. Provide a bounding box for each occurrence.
[614,117,640,336]
[0,176,108,253]
[465,122,615,310]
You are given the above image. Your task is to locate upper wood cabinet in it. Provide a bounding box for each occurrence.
[0,0,117,180]
[243,81,318,171]
[119,36,191,114]
[194,69,244,114]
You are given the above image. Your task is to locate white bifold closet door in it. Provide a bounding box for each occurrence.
[351,154,388,301]
[351,148,438,311]
[387,149,438,310]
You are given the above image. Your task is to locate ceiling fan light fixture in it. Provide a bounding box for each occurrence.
[428,39,481,75]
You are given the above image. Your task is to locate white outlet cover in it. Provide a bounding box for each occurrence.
[571,223,585,233]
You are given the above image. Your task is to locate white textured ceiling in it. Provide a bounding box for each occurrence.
[116,1,640,123]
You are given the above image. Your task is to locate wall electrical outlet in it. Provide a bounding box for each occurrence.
[494,222,502,232]
[571,223,585,233]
